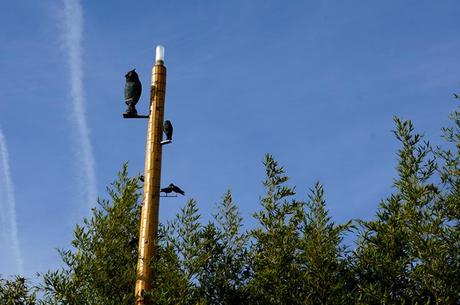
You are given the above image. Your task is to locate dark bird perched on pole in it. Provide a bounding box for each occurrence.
[163,120,173,141]
[161,183,185,196]
[129,237,139,248]
[124,69,142,115]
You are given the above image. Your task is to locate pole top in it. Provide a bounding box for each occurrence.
[156,45,165,63]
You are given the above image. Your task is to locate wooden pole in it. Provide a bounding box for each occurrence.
[134,51,166,305]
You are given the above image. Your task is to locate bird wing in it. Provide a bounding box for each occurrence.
[161,186,172,193]
[172,185,185,195]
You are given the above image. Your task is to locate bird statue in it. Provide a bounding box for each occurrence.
[128,237,139,248]
[163,120,173,141]
[124,69,142,115]
[161,183,185,196]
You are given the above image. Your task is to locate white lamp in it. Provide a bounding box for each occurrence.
[156,45,165,62]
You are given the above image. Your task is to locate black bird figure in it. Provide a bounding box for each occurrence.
[163,120,173,141]
[170,184,185,195]
[454,93,459,99]
[124,69,142,115]
[128,237,139,248]
[161,183,185,196]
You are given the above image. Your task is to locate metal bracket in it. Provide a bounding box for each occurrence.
[123,113,149,119]
[160,140,172,145]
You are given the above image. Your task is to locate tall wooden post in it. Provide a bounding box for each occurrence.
[135,46,166,305]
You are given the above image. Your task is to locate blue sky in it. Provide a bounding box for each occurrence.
[1,0,459,278]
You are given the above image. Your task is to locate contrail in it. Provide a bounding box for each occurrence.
[0,129,23,274]
[61,0,97,210]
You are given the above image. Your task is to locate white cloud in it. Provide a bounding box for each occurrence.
[61,0,97,210]
[0,129,23,274]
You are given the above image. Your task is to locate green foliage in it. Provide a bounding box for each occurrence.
[152,199,202,305]
[248,155,352,305]
[158,192,250,305]
[148,242,190,305]
[4,102,460,305]
[40,163,142,305]
[249,154,304,305]
[0,277,37,305]
[355,116,460,304]
[438,107,460,220]
[299,183,353,305]
[194,191,250,305]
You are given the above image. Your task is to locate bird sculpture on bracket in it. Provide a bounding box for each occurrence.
[138,177,185,197]
[161,183,185,196]
[161,120,173,145]
[123,69,142,117]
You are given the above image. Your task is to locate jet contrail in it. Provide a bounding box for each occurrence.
[0,129,23,274]
[61,0,97,209]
